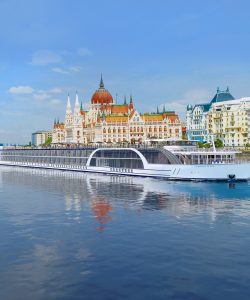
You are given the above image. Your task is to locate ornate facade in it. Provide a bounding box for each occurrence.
[52,76,182,144]
[186,87,250,146]
[208,97,250,147]
[186,87,235,142]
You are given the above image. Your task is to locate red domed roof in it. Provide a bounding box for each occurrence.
[91,76,113,105]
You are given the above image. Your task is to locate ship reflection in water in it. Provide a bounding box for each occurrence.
[1,166,250,300]
[1,166,250,226]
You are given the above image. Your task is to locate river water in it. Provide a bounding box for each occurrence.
[0,166,250,300]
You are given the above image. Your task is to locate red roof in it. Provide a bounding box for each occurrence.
[91,88,113,104]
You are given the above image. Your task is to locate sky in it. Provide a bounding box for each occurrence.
[0,0,250,144]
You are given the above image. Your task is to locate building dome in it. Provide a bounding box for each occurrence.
[91,75,113,105]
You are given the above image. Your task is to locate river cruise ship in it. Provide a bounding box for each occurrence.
[0,142,249,181]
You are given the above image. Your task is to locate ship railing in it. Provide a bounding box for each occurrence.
[1,161,89,169]
[181,158,249,165]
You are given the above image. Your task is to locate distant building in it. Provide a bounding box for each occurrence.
[208,97,250,147]
[186,87,235,142]
[248,111,250,144]
[52,76,183,144]
[32,131,52,146]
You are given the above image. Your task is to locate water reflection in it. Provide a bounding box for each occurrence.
[1,166,250,300]
[91,200,112,230]
[1,166,250,225]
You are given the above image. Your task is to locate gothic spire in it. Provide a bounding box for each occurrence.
[100,73,104,88]
[124,95,127,105]
[74,91,80,114]
[157,106,159,114]
[66,93,72,114]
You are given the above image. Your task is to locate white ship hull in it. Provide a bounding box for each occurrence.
[0,161,249,181]
[1,147,249,181]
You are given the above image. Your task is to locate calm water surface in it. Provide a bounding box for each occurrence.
[0,166,250,300]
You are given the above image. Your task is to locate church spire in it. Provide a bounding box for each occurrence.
[66,93,72,114]
[124,95,127,105]
[100,73,104,88]
[129,94,134,110]
[74,91,80,114]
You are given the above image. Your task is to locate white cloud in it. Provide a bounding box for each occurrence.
[48,88,63,94]
[77,47,92,56]
[37,87,64,94]
[33,93,51,101]
[9,86,34,94]
[1,110,26,116]
[68,66,81,72]
[31,50,62,65]
[52,66,81,74]
[50,99,62,106]
[52,67,69,74]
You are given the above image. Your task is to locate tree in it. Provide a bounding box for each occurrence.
[197,142,211,148]
[203,143,211,148]
[214,139,223,148]
[44,137,52,146]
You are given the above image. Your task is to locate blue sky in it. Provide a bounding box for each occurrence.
[0,0,250,144]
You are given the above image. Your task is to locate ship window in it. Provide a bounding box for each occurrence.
[141,147,181,164]
[89,149,144,169]
[139,149,170,164]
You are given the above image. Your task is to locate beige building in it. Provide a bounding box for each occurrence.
[208,97,250,147]
[52,77,182,145]
[32,131,52,146]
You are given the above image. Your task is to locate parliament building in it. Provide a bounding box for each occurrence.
[52,76,182,145]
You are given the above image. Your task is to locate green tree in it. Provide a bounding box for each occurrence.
[44,137,52,146]
[203,143,211,148]
[214,139,223,148]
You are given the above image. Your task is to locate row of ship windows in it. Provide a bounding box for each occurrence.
[2,150,93,156]
[110,168,134,173]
